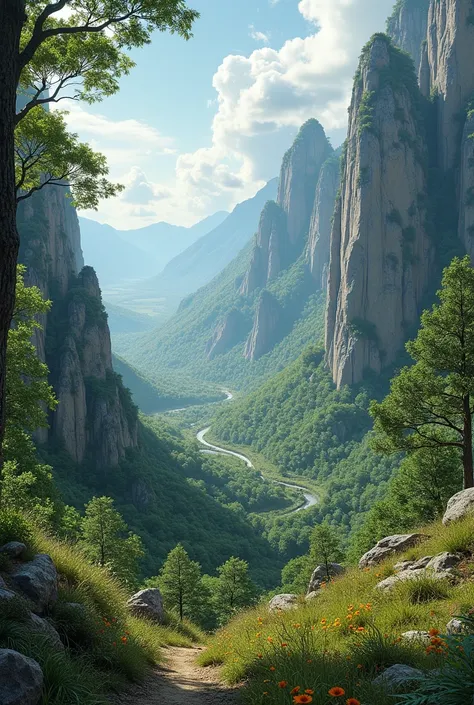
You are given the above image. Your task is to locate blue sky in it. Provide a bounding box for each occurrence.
[60,0,396,228]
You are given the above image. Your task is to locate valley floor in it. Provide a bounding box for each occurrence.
[110,647,239,705]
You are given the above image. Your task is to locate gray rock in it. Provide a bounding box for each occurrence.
[11,554,58,613]
[443,488,474,525]
[0,587,17,604]
[0,576,6,589]
[269,594,299,612]
[426,552,462,573]
[373,664,424,689]
[394,560,415,573]
[0,542,27,559]
[29,614,64,651]
[127,588,164,623]
[308,563,345,592]
[359,534,428,569]
[401,630,431,645]
[409,556,433,571]
[376,568,455,592]
[305,591,320,601]
[446,618,468,635]
[0,648,43,705]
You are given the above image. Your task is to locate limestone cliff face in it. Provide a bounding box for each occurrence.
[206,308,247,360]
[326,35,432,388]
[239,202,287,296]
[244,291,282,361]
[387,0,430,72]
[306,156,340,291]
[423,0,474,170]
[459,113,474,255]
[18,189,138,468]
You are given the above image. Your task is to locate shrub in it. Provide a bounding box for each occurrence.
[0,509,33,546]
[348,626,421,673]
[401,576,451,604]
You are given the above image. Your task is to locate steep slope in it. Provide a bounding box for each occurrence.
[18,188,138,467]
[135,179,278,308]
[326,34,433,389]
[387,0,430,73]
[118,121,339,388]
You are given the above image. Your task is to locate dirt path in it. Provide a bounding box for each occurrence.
[111,646,239,704]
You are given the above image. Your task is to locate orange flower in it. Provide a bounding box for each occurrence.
[346,699,361,705]
[290,686,301,695]
[321,618,327,625]
[269,666,276,671]
[356,627,365,632]
[429,628,440,637]
[348,604,354,611]
[357,664,364,669]
[281,642,288,648]
[257,654,263,659]
[430,637,443,646]
[278,681,288,689]
[293,696,313,704]
[121,636,127,644]
[306,659,313,664]
[329,687,346,697]
[305,689,314,694]
[267,636,273,643]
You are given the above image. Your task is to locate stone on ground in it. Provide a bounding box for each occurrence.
[443,488,474,525]
[0,542,27,559]
[0,648,43,705]
[11,554,58,614]
[128,588,165,623]
[269,594,299,611]
[307,563,345,592]
[372,664,424,689]
[359,534,427,569]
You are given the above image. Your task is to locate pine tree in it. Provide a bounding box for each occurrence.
[214,557,256,622]
[309,523,344,581]
[158,544,203,621]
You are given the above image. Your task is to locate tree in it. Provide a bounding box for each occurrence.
[81,496,144,584]
[156,544,203,621]
[0,1,199,468]
[2,266,60,524]
[309,522,344,581]
[214,557,256,623]
[371,256,474,489]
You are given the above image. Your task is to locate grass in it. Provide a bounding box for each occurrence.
[200,516,474,704]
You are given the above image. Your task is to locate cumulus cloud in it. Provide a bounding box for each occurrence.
[121,167,172,204]
[249,25,270,44]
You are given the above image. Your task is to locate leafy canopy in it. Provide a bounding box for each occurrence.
[14,0,199,207]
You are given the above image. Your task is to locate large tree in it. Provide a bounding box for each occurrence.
[157,544,203,621]
[0,0,198,464]
[371,256,474,489]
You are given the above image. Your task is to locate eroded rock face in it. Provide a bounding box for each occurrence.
[128,589,164,624]
[0,649,43,705]
[244,291,282,361]
[443,488,474,524]
[269,594,299,612]
[207,309,247,360]
[326,36,432,388]
[11,554,58,614]
[423,0,474,171]
[240,202,288,296]
[307,563,345,593]
[306,156,340,291]
[459,113,474,255]
[359,533,428,569]
[387,0,430,73]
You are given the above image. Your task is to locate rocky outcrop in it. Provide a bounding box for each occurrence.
[307,563,345,593]
[387,0,430,73]
[0,649,43,705]
[11,554,58,614]
[306,156,340,291]
[422,0,474,171]
[0,542,27,559]
[207,309,247,359]
[446,617,468,634]
[443,487,474,524]
[239,202,287,295]
[372,664,424,689]
[244,291,282,361]
[268,594,299,612]
[127,589,164,623]
[459,112,474,255]
[359,533,428,569]
[326,35,433,388]
[29,614,64,652]
[401,630,431,644]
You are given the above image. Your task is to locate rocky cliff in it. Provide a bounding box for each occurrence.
[306,155,340,291]
[459,111,474,254]
[244,291,282,361]
[326,35,433,388]
[387,0,430,73]
[206,308,247,360]
[18,187,138,467]
[239,201,287,296]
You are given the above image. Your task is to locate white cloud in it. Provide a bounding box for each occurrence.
[249,25,270,44]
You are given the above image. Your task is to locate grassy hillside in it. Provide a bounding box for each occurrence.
[202,515,474,705]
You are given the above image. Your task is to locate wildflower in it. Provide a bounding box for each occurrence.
[121,636,128,644]
[281,642,288,648]
[269,666,276,671]
[357,664,364,669]
[263,692,269,696]
[430,637,444,646]
[306,659,313,664]
[354,610,360,616]
[278,681,288,688]
[256,632,262,638]
[356,627,365,632]
[346,614,353,621]
[346,699,361,705]
[267,636,273,643]
[348,605,354,611]
[290,686,301,695]
[321,618,327,625]
[293,696,312,704]
[263,679,270,683]
[329,687,346,697]
[428,628,440,637]
[365,603,372,610]
[305,689,314,694]
[257,654,263,659]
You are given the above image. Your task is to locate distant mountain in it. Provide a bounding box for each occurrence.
[79,210,228,286]
[123,179,278,311]
[105,303,159,334]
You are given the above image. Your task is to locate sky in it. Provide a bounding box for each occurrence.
[58,0,396,229]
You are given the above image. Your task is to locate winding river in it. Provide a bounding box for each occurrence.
[196,426,318,514]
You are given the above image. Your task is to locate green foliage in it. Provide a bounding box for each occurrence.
[358,91,376,135]
[309,523,344,580]
[0,509,33,546]
[213,557,257,623]
[153,544,204,621]
[81,496,144,586]
[371,256,474,488]
[349,317,379,342]
[401,575,451,604]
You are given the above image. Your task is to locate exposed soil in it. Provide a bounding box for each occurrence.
[110,646,240,704]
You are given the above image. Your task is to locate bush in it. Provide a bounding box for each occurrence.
[0,509,33,546]
[401,576,452,605]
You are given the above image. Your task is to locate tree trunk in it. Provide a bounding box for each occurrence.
[0,2,24,478]
[463,394,473,489]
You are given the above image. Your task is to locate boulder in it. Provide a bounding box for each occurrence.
[268,594,299,612]
[376,568,455,592]
[305,591,320,601]
[0,648,43,705]
[426,553,462,573]
[373,664,424,689]
[401,630,431,645]
[29,614,64,651]
[0,587,17,605]
[0,542,27,559]
[359,534,428,569]
[446,618,468,635]
[127,588,164,623]
[443,489,474,525]
[11,554,58,613]
[308,563,345,592]
[394,560,415,573]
